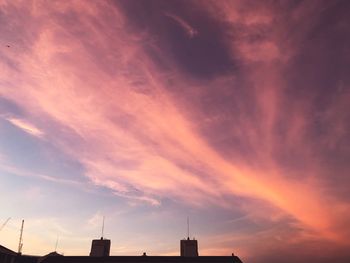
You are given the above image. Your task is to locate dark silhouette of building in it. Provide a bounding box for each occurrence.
[38,255,243,263]
[89,238,111,257]
[180,238,198,257]
[0,245,38,263]
[0,244,17,263]
[0,234,243,263]
[37,252,63,263]
[37,235,243,263]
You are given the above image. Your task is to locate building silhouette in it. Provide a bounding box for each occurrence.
[0,234,243,263]
[180,237,198,257]
[0,244,38,263]
[89,237,111,257]
[38,255,243,263]
[0,244,17,263]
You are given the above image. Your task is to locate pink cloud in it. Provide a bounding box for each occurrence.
[0,0,349,258]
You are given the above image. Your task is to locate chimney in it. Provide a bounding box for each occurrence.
[180,237,198,257]
[89,237,111,257]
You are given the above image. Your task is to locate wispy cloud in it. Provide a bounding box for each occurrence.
[6,117,44,137]
[164,12,198,38]
[0,160,81,187]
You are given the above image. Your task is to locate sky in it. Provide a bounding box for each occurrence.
[0,0,349,262]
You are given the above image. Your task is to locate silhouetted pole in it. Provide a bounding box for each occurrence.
[55,235,59,252]
[18,220,24,254]
[101,216,105,239]
[187,216,190,239]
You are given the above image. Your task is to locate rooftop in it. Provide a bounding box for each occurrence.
[39,255,243,263]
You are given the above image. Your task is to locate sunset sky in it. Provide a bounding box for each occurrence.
[0,0,350,262]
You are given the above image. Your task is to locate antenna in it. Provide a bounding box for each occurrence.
[101,216,105,239]
[55,235,59,252]
[18,220,24,254]
[187,216,190,239]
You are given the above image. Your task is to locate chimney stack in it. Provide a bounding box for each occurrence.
[89,237,111,257]
[180,238,198,257]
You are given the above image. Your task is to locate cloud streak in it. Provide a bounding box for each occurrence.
[164,12,198,38]
[5,117,44,137]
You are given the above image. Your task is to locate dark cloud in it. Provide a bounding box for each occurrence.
[277,0,350,190]
[115,0,236,79]
[284,0,350,105]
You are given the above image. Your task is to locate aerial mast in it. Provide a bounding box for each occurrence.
[54,235,59,252]
[101,216,105,239]
[18,220,24,254]
[187,216,190,239]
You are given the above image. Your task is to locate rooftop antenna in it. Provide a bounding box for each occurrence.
[18,219,24,254]
[101,216,105,239]
[54,235,59,252]
[187,216,190,240]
